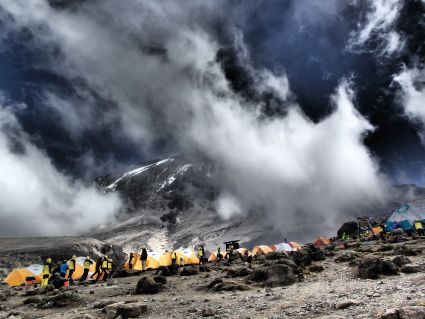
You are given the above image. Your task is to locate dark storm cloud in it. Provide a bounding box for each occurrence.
[0,0,391,238]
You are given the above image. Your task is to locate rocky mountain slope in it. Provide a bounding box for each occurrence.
[93,154,425,252]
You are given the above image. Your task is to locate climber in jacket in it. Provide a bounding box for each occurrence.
[171,251,177,265]
[81,256,93,281]
[67,255,76,280]
[91,257,103,280]
[217,247,222,261]
[414,220,424,236]
[129,253,135,270]
[141,248,148,271]
[41,258,53,286]
[100,256,109,281]
[59,260,69,278]
[198,246,204,265]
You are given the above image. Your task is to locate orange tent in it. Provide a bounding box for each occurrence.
[236,248,252,256]
[5,264,43,286]
[251,245,273,255]
[289,242,303,251]
[314,237,331,247]
[372,226,383,235]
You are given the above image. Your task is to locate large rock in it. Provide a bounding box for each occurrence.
[293,245,325,267]
[335,250,360,263]
[357,256,383,279]
[392,255,412,267]
[401,264,420,273]
[226,267,253,278]
[117,302,148,318]
[249,268,268,282]
[37,291,81,309]
[208,281,249,292]
[398,306,425,319]
[381,260,399,276]
[337,221,358,238]
[262,264,297,287]
[153,275,167,284]
[180,267,198,276]
[135,277,160,294]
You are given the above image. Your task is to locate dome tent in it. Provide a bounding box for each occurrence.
[386,199,425,231]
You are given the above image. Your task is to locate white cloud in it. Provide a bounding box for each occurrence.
[394,66,425,124]
[0,95,121,236]
[348,0,404,55]
[0,0,388,237]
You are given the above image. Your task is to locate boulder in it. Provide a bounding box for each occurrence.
[208,281,249,292]
[201,308,216,317]
[381,260,399,276]
[394,245,418,256]
[335,250,359,263]
[249,268,268,282]
[37,291,81,309]
[380,308,399,319]
[117,302,148,318]
[392,255,412,267]
[398,306,425,319]
[357,256,383,279]
[226,267,253,278]
[135,277,160,294]
[335,299,360,309]
[180,267,198,276]
[337,221,358,238]
[401,264,420,273]
[308,264,325,273]
[265,252,285,260]
[153,275,167,284]
[23,296,42,305]
[199,265,210,272]
[262,264,297,287]
[207,278,223,290]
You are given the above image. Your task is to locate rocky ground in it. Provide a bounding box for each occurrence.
[1,238,425,319]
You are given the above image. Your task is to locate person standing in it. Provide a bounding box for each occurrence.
[217,247,222,261]
[67,255,76,280]
[41,258,52,286]
[128,253,135,270]
[141,248,148,271]
[171,251,177,265]
[414,220,424,236]
[81,256,93,281]
[90,257,103,281]
[198,246,204,265]
[100,256,109,281]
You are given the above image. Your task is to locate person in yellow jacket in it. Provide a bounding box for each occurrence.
[100,256,109,281]
[198,246,204,265]
[81,256,93,281]
[41,258,52,286]
[67,255,76,280]
[128,253,135,270]
[414,220,424,236]
[171,251,177,265]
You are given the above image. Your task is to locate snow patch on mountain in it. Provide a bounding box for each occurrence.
[106,158,172,191]
[157,163,193,192]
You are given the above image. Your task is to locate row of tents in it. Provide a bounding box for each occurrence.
[124,242,304,271]
[4,257,97,287]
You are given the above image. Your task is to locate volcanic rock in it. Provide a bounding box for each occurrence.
[357,256,383,279]
[135,277,160,294]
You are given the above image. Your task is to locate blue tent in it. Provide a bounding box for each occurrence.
[385,199,425,231]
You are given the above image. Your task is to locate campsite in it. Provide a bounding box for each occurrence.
[1,201,425,318]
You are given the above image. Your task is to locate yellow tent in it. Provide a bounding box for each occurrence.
[124,252,161,270]
[5,264,43,287]
[176,248,200,265]
[251,245,273,256]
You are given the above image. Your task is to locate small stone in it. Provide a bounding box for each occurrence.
[380,308,398,319]
[335,300,359,309]
[89,290,95,294]
[202,308,216,317]
[401,264,420,273]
